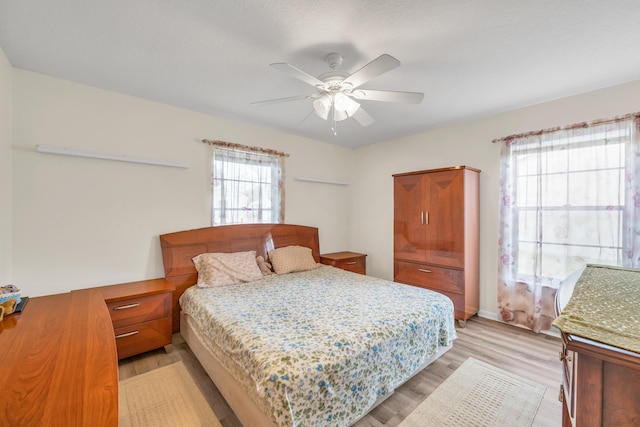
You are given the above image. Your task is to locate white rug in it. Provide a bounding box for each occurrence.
[398,357,546,427]
[119,361,223,427]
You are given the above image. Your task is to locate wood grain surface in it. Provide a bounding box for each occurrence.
[0,290,118,426]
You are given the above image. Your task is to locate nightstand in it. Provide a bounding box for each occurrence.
[320,251,367,275]
[96,278,174,359]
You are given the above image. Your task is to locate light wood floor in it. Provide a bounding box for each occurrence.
[118,316,563,426]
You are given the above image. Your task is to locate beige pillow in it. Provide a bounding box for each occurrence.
[268,245,318,274]
[193,250,263,287]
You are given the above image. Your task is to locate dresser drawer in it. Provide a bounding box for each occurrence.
[114,317,172,359]
[394,261,464,294]
[560,344,576,423]
[106,292,171,329]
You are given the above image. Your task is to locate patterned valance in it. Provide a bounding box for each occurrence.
[202,139,289,157]
[492,111,640,144]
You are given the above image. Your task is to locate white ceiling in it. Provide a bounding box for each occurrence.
[2,1,640,148]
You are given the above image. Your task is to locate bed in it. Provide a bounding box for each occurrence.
[160,224,456,427]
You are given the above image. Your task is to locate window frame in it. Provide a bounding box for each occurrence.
[211,146,283,226]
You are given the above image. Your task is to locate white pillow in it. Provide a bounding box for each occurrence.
[268,245,318,274]
[193,250,263,287]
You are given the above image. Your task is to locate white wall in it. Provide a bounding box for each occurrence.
[0,46,12,284]
[10,64,640,317]
[12,70,354,296]
[351,79,640,319]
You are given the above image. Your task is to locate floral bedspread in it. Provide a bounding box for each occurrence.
[180,265,457,427]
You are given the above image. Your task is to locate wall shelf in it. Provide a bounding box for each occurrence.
[294,176,349,186]
[36,144,189,169]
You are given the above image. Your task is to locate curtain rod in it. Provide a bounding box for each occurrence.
[202,139,289,157]
[491,111,640,144]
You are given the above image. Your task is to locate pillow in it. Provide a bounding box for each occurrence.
[193,250,263,288]
[256,255,273,275]
[268,245,318,274]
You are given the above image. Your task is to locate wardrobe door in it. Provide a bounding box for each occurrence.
[424,169,465,269]
[394,173,427,263]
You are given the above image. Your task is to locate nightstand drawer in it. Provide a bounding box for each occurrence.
[107,292,171,329]
[114,317,172,359]
[332,257,366,274]
[320,251,367,275]
[394,261,464,294]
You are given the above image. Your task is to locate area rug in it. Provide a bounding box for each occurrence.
[119,361,223,427]
[398,357,546,427]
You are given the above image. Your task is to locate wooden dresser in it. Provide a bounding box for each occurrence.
[320,251,367,275]
[95,278,174,359]
[555,266,640,427]
[0,290,118,426]
[393,166,480,325]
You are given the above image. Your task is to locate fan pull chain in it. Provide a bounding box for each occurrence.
[331,99,338,135]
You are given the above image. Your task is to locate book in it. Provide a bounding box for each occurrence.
[14,296,29,313]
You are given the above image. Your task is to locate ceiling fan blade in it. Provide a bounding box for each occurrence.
[299,108,316,125]
[352,107,374,127]
[342,54,401,89]
[270,63,325,87]
[351,89,424,104]
[250,94,316,106]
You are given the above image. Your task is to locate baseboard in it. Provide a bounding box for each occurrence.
[477,310,500,321]
[476,310,560,338]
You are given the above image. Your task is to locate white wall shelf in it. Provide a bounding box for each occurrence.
[36,144,189,169]
[294,176,349,186]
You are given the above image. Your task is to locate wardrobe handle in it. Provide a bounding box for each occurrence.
[421,211,424,225]
[425,211,429,224]
[113,303,140,310]
[418,268,432,273]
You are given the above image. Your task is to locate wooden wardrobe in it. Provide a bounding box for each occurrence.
[393,166,480,325]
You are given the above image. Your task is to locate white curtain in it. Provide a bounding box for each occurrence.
[497,115,640,332]
[211,147,284,225]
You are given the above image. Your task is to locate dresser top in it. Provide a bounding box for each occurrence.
[554,264,640,354]
[0,290,118,426]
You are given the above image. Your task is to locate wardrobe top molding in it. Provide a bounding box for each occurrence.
[392,165,481,177]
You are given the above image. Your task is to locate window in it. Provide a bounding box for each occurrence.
[208,142,286,225]
[512,129,626,282]
[497,115,640,331]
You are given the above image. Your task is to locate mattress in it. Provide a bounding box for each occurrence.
[180,265,457,426]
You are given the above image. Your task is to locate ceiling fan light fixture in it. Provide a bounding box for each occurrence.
[333,92,360,116]
[332,108,349,122]
[313,94,332,120]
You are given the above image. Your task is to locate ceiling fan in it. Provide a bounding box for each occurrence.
[252,53,424,135]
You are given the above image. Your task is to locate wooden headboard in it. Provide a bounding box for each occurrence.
[159,224,320,332]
